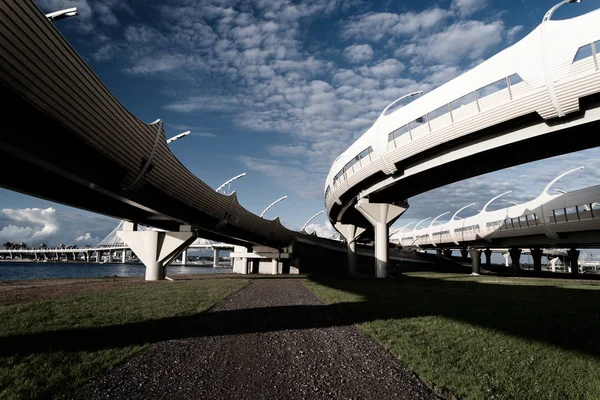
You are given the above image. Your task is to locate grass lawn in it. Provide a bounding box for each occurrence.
[304,272,600,400]
[0,277,250,399]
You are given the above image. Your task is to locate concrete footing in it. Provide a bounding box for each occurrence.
[335,223,366,275]
[470,248,481,275]
[509,247,522,274]
[231,245,291,275]
[568,248,580,277]
[484,248,492,267]
[531,247,543,274]
[117,222,197,281]
[355,199,407,279]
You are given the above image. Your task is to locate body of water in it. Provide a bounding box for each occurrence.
[0,262,233,281]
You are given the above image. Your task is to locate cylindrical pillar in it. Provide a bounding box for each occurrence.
[271,258,278,275]
[96,251,101,263]
[436,248,442,257]
[145,261,165,281]
[568,248,580,277]
[374,221,389,279]
[122,250,126,263]
[531,248,543,274]
[181,249,188,265]
[241,257,248,274]
[460,248,469,261]
[213,249,220,268]
[348,240,357,274]
[509,247,521,274]
[443,249,453,257]
[484,248,492,267]
[470,248,481,275]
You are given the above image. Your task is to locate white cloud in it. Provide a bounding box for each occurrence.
[408,20,504,64]
[343,44,374,64]
[304,221,341,240]
[342,8,449,41]
[507,25,524,43]
[451,0,488,17]
[75,232,92,241]
[0,207,117,247]
[359,59,405,79]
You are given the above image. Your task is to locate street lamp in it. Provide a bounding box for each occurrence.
[260,196,287,218]
[45,7,79,22]
[543,0,582,22]
[541,0,583,118]
[216,173,246,194]
[166,131,191,144]
[300,211,324,232]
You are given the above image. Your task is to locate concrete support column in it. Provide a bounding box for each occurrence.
[531,248,543,274]
[181,249,188,265]
[117,222,197,281]
[470,248,481,275]
[374,220,388,278]
[460,248,469,261]
[213,248,220,268]
[509,247,522,274]
[443,249,453,258]
[96,251,101,263]
[503,252,510,267]
[436,249,442,257]
[108,252,113,263]
[568,248,580,277]
[550,257,559,272]
[335,223,366,275]
[355,199,407,279]
[241,257,248,274]
[484,248,492,267]
[271,258,278,275]
[122,250,126,263]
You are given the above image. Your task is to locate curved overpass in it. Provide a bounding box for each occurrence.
[326,6,600,277]
[0,1,331,252]
[396,168,600,251]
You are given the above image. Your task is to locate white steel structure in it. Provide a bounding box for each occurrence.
[325,5,600,214]
[325,4,600,277]
[215,173,246,194]
[395,167,600,249]
[166,131,191,144]
[260,196,287,218]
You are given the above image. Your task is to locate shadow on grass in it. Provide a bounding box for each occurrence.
[2,274,600,359]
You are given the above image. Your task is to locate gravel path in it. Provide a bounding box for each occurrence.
[72,278,439,399]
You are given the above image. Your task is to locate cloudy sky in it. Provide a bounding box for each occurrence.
[1,0,599,248]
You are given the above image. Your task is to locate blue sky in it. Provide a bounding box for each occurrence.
[1,0,600,250]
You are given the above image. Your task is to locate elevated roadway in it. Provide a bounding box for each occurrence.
[325,5,600,277]
[0,1,345,279]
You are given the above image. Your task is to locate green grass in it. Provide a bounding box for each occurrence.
[0,278,250,399]
[304,272,600,400]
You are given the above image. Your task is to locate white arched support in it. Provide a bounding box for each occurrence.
[540,166,583,239]
[450,203,476,246]
[428,212,450,247]
[301,211,325,232]
[216,173,247,194]
[260,196,287,218]
[411,217,431,248]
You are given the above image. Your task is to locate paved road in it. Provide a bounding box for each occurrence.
[72,278,439,399]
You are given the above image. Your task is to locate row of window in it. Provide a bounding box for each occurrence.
[387,73,526,144]
[552,203,600,223]
[397,202,600,242]
[573,41,600,69]
[331,146,374,189]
